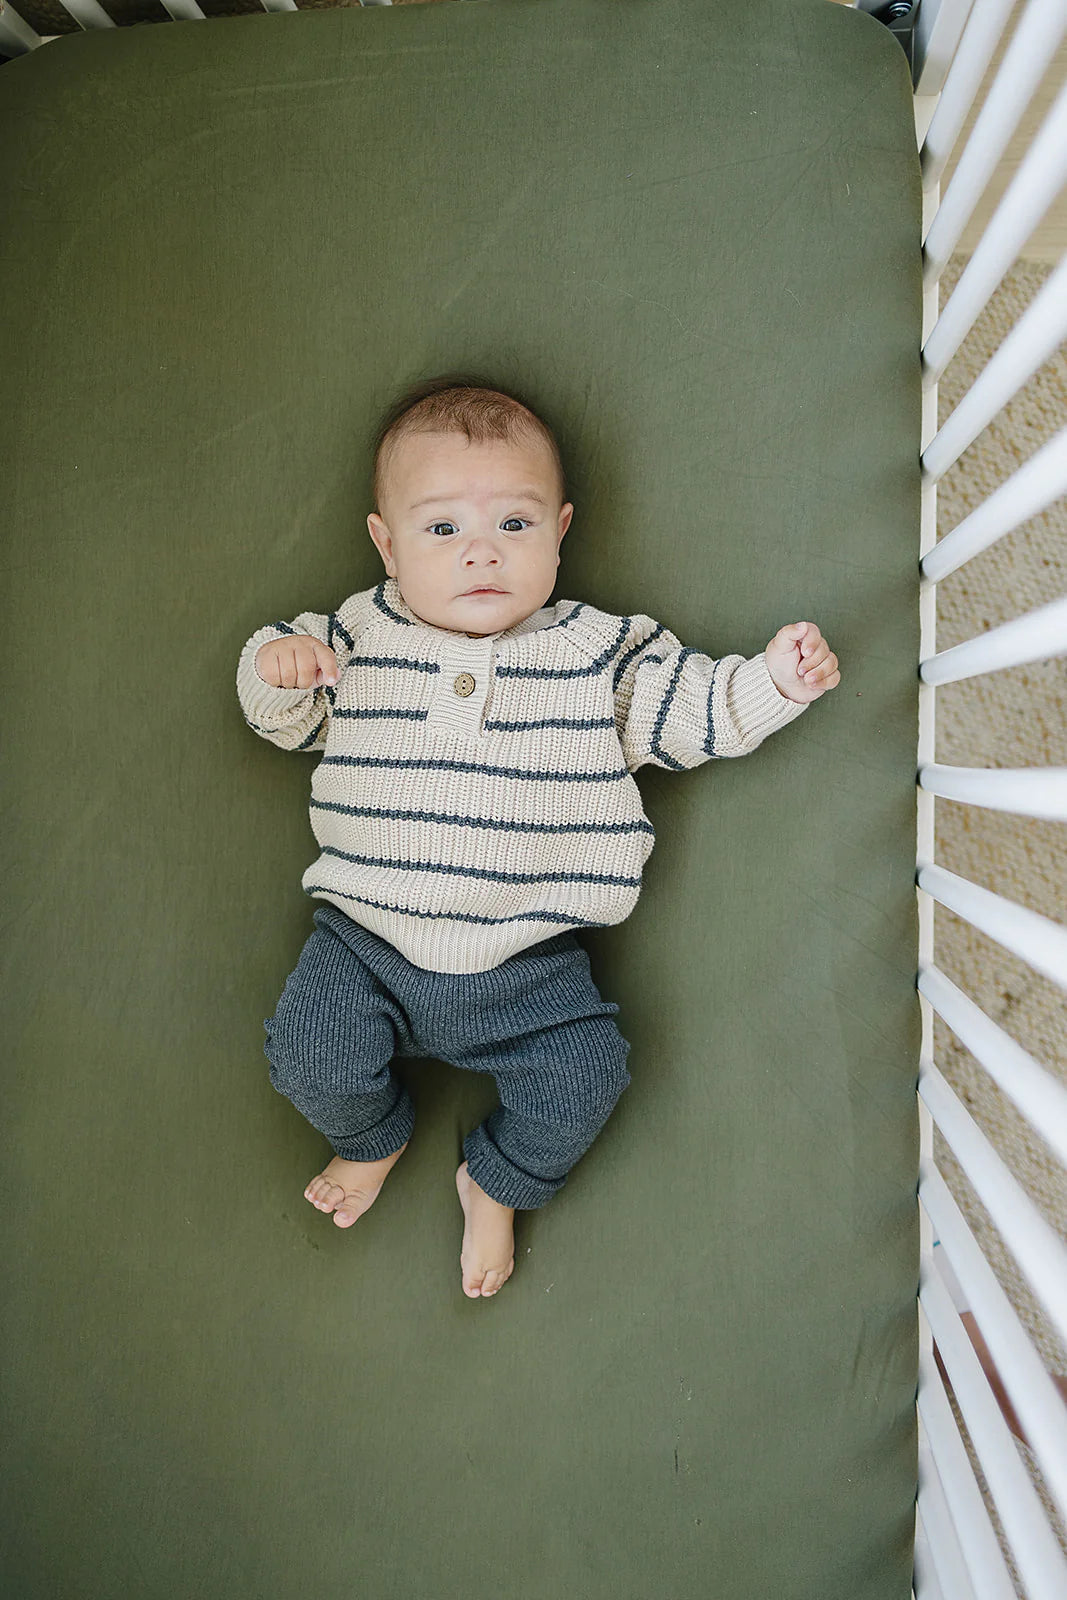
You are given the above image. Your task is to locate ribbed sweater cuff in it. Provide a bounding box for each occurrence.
[730,653,809,747]
[237,629,318,726]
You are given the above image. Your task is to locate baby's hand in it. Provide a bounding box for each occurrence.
[764,621,840,704]
[255,635,339,690]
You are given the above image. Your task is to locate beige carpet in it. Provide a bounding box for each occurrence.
[932,253,1067,1560]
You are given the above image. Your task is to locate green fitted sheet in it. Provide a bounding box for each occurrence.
[0,2,922,1595]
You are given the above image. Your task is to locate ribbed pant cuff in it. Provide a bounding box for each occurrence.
[462,1125,563,1210]
[331,1097,415,1162]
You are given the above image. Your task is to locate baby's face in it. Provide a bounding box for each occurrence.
[367,430,573,636]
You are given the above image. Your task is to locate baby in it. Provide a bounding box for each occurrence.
[236,375,840,1301]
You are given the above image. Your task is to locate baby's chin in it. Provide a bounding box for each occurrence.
[411,588,541,635]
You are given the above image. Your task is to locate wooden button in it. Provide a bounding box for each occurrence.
[453,672,476,698]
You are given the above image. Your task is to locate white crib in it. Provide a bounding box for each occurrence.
[1,1,1064,1594]
[910,4,1067,1595]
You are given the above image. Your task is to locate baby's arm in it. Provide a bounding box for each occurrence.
[611,614,816,773]
[236,608,355,753]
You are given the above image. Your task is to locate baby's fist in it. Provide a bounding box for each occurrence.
[255,635,339,690]
[765,621,840,704]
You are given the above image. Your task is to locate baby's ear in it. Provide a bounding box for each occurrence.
[367,513,393,565]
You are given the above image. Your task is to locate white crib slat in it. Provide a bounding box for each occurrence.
[918,761,1067,821]
[920,1270,1067,1600]
[922,252,1067,482]
[158,1,206,21]
[915,0,979,101]
[919,0,1016,183]
[922,81,1067,376]
[56,0,116,27]
[921,426,1067,583]
[918,862,1067,990]
[919,964,1067,1166]
[921,0,1067,267]
[920,1165,1067,1532]
[915,1475,982,1600]
[918,1060,1067,1349]
[918,591,1067,685]
[0,2,43,52]
[916,1342,1015,1600]
[912,1504,953,1600]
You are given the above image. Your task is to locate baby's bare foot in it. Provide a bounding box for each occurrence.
[304,1144,408,1228]
[455,1161,515,1298]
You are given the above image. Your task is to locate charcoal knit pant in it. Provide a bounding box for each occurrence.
[262,905,632,1210]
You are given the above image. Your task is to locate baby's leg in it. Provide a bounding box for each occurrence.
[456,1011,632,1296]
[263,911,415,1227]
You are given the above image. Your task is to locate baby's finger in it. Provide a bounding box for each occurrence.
[280,648,301,690]
[773,621,809,649]
[313,641,340,685]
[294,643,324,689]
[798,641,830,677]
[809,660,840,689]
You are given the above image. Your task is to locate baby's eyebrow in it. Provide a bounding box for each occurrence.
[408,490,548,511]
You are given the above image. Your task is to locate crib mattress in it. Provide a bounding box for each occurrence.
[1,2,921,1595]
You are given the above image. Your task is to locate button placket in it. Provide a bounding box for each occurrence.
[424,634,496,738]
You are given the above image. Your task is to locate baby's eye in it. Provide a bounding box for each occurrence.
[428,518,529,536]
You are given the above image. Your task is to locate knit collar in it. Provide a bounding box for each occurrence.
[378,576,557,641]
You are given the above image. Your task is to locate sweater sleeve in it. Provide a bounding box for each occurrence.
[610,614,808,774]
[236,607,356,754]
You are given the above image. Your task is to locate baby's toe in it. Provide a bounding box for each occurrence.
[306,1177,339,1211]
[478,1262,514,1298]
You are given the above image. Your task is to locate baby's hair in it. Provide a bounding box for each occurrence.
[371,373,567,515]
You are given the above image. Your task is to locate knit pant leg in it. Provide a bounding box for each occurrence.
[461,1013,632,1211]
[263,916,415,1161]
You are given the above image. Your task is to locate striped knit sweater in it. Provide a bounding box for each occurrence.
[236,576,808,974]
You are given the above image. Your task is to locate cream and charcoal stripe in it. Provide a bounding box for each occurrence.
[237,579,806,970]
[299,883,613,931]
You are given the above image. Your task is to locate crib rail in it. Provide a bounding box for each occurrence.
[2,0,1065,1596]
[0,0,402,54]
[914,1,1067,1596]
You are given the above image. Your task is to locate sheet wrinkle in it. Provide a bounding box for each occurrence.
[575,278,691,337]
[797,889,916,977]
[622,150,806,190]
[830,988,906,1056]
[746,83,898,233]
[436,180,537,315]
[849,1307,911,1407]
[188,400,291,457]
[827,872,904,927]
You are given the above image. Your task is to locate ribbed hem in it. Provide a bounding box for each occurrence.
[462,1124,563,1210]
[332,1101,415,1163]
[728,653,809,748]
[304,886,629,974]
[237,629,317,726]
